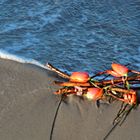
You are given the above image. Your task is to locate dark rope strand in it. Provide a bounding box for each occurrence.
[112,102,124,125]
[113,103,128,125]
[103,104,134,140]
[103,121,120,140]
[116,102,124,116]
[50,95,65,140]
[119,105,134,126]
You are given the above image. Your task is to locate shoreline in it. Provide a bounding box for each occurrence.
[0,50,49,70]
[0,58,140,140]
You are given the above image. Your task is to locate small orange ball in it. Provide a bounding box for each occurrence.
[86,88,103,101]
[111,63,129,77]
[106,70,122,77]
[70,72,89,83]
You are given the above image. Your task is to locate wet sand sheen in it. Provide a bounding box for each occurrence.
[0,58,140,140]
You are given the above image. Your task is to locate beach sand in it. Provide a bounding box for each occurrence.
[0,58,140,140]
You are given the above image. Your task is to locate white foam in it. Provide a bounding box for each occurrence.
[0,50,49,70]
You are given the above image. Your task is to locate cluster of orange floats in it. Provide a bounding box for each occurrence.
[47,62,140,139]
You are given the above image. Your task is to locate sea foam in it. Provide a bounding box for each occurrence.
[0,50,49,70]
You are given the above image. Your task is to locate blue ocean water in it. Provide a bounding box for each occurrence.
[0,0,140,74]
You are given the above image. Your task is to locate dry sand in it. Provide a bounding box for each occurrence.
[0,58,140,140]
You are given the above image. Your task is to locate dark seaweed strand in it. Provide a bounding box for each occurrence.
[50,95,65,140]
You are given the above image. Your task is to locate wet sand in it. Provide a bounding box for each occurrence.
[0,58,140,140]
